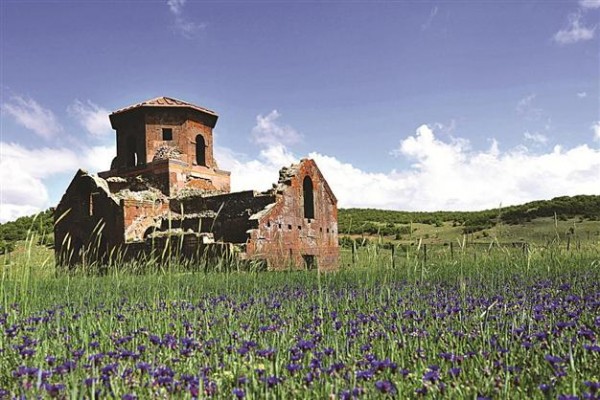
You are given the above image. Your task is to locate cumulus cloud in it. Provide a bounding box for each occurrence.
[553,12,596,44]
[0,142,115,222]
[166,0,205,38]
[251,110,302,147]
[579,0,600,9]
[4,106,600,223]
[2,96,62,139]
[523,131,549,145]
[220,120,600,213]
[593,121,600,142]
[67,100,112,137]
[216,144,297,192]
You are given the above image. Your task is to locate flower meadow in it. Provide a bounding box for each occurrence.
[1,252,599,399]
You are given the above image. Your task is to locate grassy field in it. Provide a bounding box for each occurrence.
[1,226,599,398]
[341,217,600,247]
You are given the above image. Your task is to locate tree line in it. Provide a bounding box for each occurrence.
[1,195,599,254]
[338,195,600,236]
[0,209,54,254]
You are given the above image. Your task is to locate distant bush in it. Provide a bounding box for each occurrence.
[0,208,54,254]
[0,240,15,255]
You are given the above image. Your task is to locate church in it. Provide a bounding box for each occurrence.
[54,97,339,271]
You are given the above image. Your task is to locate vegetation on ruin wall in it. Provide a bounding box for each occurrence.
[1,241,599,399]
[338,195,600,236]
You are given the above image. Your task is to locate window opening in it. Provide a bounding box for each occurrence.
[303,255,317,270]
[195,134,206,166]
[126,136,138,167]
[303,176,315,220]
[162,128,173,141]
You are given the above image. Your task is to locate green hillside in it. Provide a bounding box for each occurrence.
[0,209,54,254]
[338,195,600,245]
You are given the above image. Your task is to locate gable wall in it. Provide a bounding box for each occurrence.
[245,160,339,271]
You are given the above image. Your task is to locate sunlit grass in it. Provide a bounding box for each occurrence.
[0,230,599,398]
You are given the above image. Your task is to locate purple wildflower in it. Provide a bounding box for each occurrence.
[375,380,396,394]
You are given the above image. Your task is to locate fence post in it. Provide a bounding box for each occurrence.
[423,243,427,265]
[391,245,396,269]
[567,236,571,251]
[352,240,356,265]
[450,242,454,259]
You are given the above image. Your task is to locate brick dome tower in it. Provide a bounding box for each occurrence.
[98,97,230,195]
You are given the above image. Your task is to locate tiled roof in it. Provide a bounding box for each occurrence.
[111,96,217,116]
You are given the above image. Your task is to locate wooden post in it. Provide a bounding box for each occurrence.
[450,242,454,259]
[567,236,571,251]
[391,245,396,269]
[352,240,356,265]
[423,243,427,265]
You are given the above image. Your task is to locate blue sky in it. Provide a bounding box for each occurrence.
[1,0,599,222]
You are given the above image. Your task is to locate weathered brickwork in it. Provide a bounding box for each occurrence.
[55,97,339,271]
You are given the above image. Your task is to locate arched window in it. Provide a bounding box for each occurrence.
[126,136,138,167]
[195,134,206,166]
[303,176,315,220]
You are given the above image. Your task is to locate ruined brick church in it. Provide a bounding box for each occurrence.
[54,97,339,270]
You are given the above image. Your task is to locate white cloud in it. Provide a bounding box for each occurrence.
[252,110,302,147]
[580,0,600,9]
[219,119,600,212]
[577,91,588,98]
[166,0,205,38]
[216,144,297,192]
[523,131,548,145]
[323,125,599,211]
[516,93,544,120]
[215,117,600,211]
[2,96,63,139]
[167,0,185,15]
[67,100,112,137]
[593,121,600,142]
[4,108,600,224]
[553,12,596,44]
[0,142,115,222]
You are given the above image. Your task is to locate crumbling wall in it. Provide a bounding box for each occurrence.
[54,170,125,266]
[122,199,169,242]
[168,191,277,244]
[244,159,339,271]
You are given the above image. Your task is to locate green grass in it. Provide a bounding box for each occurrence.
[341,217,600,249]
[1,236,599,398]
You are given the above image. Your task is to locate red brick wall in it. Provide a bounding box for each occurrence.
[54,171,125,266]
[245,160,339,271]
[144,109,217,168]
[122,199,169,242]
